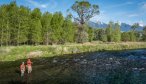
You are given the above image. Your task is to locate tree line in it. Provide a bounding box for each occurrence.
[93,22,146,42]
[0,1,146,46]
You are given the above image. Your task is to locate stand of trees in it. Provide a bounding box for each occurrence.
[0,2,76,46]
[94,22,121,42]
[0,1,146,46]
[94,22,146,42]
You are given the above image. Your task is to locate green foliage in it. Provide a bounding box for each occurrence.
[17,6,30,45]
[129,32,136,42]
[8,1,19,45]
[135,31,142,41]
[106,22,114,42]
[71,1,99,25]
[62,16,75,43]
[0,5,8,46]
[41,12,52,45]
[0,2,30,46]
[88,27,94,42]
[71,1,99,43]
[129,23,139,42]
[121,31,137,42]
[51,12,64,44]
[30,19,42,45]
[29,8,42,45]
[75,25,89,43]
[121,32,130,42]
[95,29,107,42]
[31,8,41,19]
[131,23,139,32]
[0,1,145,46]
[142,26,146,41]
[112,23,121,42]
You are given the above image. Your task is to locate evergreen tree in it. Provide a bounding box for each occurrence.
[93,29,100,41]
[0,1,145,46]
[5,4,11,46]
[62,16,74,43]
[29,8,42,45]
[8,1,19,45]
[129,31,136,41]
[17,6,30,45]
[113,23,121,42]
[135,31,142,41]
[106,21,113,42]
[0,5,5,46]
[51,12,64,44]
[88,27,94,42]
[142,26,146,41]
[131,23,139,32]
[121,32,130,42]
[41,12,52,45]
[98,29,107,42]
[129,23,139,42]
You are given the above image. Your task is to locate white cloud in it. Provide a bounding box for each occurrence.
[139,20,144,27]
[127,14,139,17]
[142,3,146,9]
[139,2,146,10]
[108,1,134,8]
[90,10,111,23]
[25,0,58,10]
[26,0,48,8]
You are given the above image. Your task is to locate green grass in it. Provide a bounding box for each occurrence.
[0,42,146,61]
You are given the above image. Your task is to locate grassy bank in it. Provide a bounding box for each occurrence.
[0,42,146,61]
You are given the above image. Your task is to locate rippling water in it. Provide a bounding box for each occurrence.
[2,49,146,84]
[55,49,146,84]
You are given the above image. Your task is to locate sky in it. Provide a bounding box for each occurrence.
[0,0,146,26]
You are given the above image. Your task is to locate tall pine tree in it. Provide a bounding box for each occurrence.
[62,16,74,43]
[29,8,42,45]
[113,23,121,42]
[51,12,64,44]
[41,12,52,45]
[106,21,113,42]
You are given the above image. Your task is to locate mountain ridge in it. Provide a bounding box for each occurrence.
[88,21,143,32]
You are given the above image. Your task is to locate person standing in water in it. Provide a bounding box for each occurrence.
[27,58,33,74]
[20,62,25,77]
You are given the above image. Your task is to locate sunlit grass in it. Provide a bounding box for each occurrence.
[0,42,146,61]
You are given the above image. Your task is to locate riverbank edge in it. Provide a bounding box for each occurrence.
[0,42,146,61]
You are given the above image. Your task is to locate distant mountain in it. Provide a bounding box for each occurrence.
[88,21,107,29]
[88,21,143,32]
[120,23,143,32]
[120,23,131,32]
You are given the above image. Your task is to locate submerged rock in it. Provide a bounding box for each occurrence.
[127,55,138,60]
[115,61,121,65]
[80,59,88,64]
[73,58,80,62]
[109,58,113,60]
[52,59,57,63]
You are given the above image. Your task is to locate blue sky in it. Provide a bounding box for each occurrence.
[0,0,146,26]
